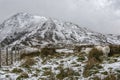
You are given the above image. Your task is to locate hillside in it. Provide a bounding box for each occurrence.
[0,12,120,48]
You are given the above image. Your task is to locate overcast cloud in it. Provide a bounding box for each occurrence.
[0,0,120,34]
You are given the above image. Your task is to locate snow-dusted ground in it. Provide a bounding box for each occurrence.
[0,53,85,80]
[0,48,120,80]
[56,49,73,53]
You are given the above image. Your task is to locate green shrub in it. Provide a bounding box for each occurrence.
[101,71,108,75]
[95,64,103,69]
[43,70,53,76]
[77,55,86,62]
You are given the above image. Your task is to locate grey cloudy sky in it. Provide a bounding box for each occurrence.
[0,0,120,34]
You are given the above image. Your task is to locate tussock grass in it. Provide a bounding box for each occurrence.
[83,48,104,78]
[56,67,80,79]
[88,48,103,63]
[109,45,120,56]
[89,76,101,80]
[20,51,40,59]
[103,74,117,80]
[21,57,36,68]
[40,47,56,57]
[17,72,29,79]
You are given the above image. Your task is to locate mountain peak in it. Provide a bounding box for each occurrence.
[0,12,120,47]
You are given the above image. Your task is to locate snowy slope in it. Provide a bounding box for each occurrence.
[0,48,120,80]
[0,12,120,47]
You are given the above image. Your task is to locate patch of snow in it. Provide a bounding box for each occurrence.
[56,49,73,53]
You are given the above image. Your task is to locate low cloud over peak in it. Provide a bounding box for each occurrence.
[0,0,120,34]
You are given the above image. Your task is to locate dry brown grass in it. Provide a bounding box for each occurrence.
[40,47,56,57]
[11,68,23,73]
[56,67,79,79]
[88,48,103,63]
[21,57,36,68]
[103,74,117,80]
[109,45,120,56]
[83,48,103,78]
[17,72,29,79]
[20,51,40,59]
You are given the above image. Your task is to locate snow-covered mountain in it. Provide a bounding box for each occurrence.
[0,12,120,47]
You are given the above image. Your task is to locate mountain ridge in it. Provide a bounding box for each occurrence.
[0,12,120,47]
